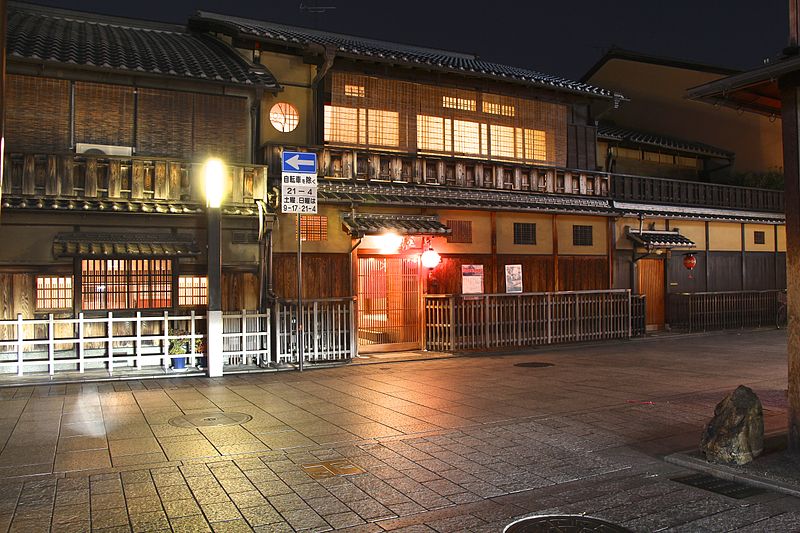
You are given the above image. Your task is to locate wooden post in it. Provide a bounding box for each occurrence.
[168,162,181,200]
[22,155,35,195]
[46,156,59,196]
[48,314,54,376]
[107,311,114,373]
[154,161,167,199]
[108,159,121,198]
[62,155,74,196]
[552,214,560,292]
[16,313,23,376]
[131,160,144,199]
[84,157,98,197]
[135,311,142,369]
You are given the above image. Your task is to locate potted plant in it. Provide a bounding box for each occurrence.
[168,330,190,370]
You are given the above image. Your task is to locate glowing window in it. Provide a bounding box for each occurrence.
[81,259,172,310]
[524,129,547,161]
[345,84,365,97]
[367,109,399,147]
[417,115,449,152]
[269,102,300,133]
[442,96,476,111]
[490,124,516,159]
[178,276,207,306]
[36,276,73,310]
[482,101,515,117]
[324,106,360,144]
[453,120,481,155]
[325,106,398,147]
[296,215,328,241]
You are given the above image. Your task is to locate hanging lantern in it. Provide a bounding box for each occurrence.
[683,253,697,271]
[421,247,441,269]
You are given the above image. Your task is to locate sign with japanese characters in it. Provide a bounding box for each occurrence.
[281,151,318,214]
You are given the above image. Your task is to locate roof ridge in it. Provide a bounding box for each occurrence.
[10,1,185,34]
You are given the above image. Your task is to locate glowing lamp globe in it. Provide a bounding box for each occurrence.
[379,232,403,254]
[421,248,441,269]
[683,254,697,271]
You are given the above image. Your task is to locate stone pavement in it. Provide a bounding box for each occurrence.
[0,329,797,532]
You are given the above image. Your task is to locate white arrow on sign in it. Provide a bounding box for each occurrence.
[284,154,316,171]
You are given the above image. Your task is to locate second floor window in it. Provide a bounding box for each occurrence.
[296,215,328,241]
[513,223,537,245]
[446,220,473,243]
[573,225,593,246]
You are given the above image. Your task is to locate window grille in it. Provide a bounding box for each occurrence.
[754,231,766,245]
[513,223,537,245]
[344,84,365,97]
[442,96,476,111]
[573,225,593,246]
[296,215,328,241]
[178,276,208,306]
[81,259,172,310]
[36,276,73,311]
[482,101,515,117]
[446,220,473,243]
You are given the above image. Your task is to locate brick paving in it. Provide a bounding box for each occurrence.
[0,329,796,531]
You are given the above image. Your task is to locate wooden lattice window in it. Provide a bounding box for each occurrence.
[447,220,473,243]
[81,259,172,310]
[573,225,593,246]
[513,223,537,245]
[443,96,476,111]
[178,276,208,307]
[296,215,328,241]
[754,231,766,245]
[345,84,365,97]
[36,276,73,311]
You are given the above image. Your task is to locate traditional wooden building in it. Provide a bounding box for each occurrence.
[0,4,788,376]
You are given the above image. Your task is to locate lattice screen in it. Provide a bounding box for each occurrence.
[327,72,567,166]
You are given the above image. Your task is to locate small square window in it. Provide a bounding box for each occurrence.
[513,223,537,245]
[178,276,208,307]
[754,231,766,245]
[295,215,328,241]
[36,276,73,311]
[446,220,472,243]
[573,225,593,246]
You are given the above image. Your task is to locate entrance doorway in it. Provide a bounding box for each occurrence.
[638,258,665,329]
[357,255,422,353]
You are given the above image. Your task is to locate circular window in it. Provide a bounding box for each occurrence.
[269,102,300,133]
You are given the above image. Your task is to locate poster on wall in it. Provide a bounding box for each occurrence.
[461,264,484,294]
[505,264,523,293]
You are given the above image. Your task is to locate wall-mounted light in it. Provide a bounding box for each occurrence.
[204,158,225,208]
[378,232,403,254]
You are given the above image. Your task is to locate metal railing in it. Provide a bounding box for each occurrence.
[424,289,636,352]
[668,290,785,332]
[275,297,356,364]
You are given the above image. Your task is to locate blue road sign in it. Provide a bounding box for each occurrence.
[282,151,317,173]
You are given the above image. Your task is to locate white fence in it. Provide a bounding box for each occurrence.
[0,310,271,376]
[275,297,356,364]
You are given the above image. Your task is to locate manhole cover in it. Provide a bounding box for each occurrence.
[168,412,252,428]
[671,473,766,499]
[505,515,631,532]
[514,362,554,368]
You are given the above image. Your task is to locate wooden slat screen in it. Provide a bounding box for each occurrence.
[327,71,567,166]
[74,82,135,148]
[137,88,193,158]
[193,93,249,163]
[6,75,70,152]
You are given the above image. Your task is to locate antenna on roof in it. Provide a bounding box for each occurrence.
[299,1,336,13]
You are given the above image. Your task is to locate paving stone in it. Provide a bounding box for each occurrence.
[169,514,212,532]
[239,504,283,527]
[200,502,241,522]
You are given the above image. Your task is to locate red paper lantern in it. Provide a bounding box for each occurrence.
[683,254,697,271]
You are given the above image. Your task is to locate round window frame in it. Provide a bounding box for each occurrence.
[269,102,300,133]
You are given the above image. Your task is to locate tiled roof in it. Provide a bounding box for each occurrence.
[319,181,614,216]
[627,230,695,249]
[342,213,451,237]
[614,201,785,224]
[598,122,733,159]
[0,196,265,217]
[53,232,200,258]
[191,11,616,99]
[8,2,279,89]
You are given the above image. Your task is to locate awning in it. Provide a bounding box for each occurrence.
[627,229,695,249]
[53,233,200,258]
[341,213,451,237]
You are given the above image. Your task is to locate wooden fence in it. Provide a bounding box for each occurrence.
[0,310,269,376]
[275,297,356,364]
[667,290,785,332]
[424,289,635,352]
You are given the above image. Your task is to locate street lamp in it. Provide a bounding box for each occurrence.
[204,158,225,377]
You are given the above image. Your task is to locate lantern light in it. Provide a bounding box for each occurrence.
[204,158,225,208]
[683,253,697,271]
[378,232,403,254]
[421,246,441,269]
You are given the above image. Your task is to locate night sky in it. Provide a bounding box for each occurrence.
[30,0,789,80]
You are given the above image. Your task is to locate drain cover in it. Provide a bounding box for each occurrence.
[505,515,630,532]
[301,460,365,479]
[514,362,554,368]
[671,473,766,499]
[168,412,252,428]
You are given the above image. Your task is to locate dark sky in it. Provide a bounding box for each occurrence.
[31,0,789,80]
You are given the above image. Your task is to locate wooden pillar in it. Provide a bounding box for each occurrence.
[490,212,497,293]
[776,224,781,289]
[780,80,800,451]
[741,223,747,290]
[552,214,559,292]
[607,217,614,289]
[705,221,711,292]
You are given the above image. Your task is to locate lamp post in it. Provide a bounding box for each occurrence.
[204,158,225,377]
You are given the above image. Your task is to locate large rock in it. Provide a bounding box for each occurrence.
[700,385,764,465]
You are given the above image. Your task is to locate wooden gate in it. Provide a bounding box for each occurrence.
[357,256,421,352]
[638,258,665,329]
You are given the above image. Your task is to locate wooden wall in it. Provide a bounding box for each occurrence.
[222,271,259,312]
[0,273,35,319]
[558,256,609,291]
[273,253,351,299]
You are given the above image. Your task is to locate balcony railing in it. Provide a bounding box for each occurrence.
[264,144,784,213]
[1,152,268,205]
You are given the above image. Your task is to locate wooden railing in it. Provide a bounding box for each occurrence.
[631,295,647,337]
[1,152,268,205]
[424,289,635,352]
[612,173,784,213]
[667,290,785,332]
[0,309,271,376]
[275,297,356,364]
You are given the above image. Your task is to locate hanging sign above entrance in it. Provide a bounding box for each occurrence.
[281,151,318,214]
